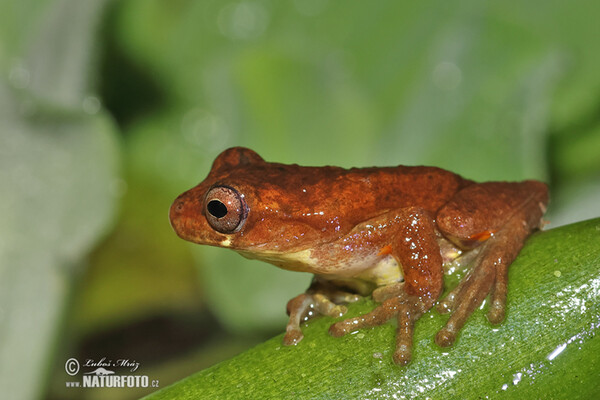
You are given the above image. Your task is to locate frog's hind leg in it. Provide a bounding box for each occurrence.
[435,181,548,347]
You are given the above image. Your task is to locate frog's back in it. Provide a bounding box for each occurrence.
[334,164,473,215]
[234,162,472,226]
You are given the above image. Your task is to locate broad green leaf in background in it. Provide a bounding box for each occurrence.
[0,0,120,399]
[106,0,600,335]
[0,87,119,399]
[146,218,600,400]
[0,0,51,67]
[116,0,599,178]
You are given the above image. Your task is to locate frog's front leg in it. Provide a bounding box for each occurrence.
[329,207,444,365]
[284,278,361,345]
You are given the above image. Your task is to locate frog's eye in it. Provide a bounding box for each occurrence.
[204,186,247,234]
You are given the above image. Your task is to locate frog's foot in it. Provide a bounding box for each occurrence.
[329,295,429,365]
[283,289,361,346]
[435,241,509,347]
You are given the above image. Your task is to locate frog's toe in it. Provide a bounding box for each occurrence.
[393,345,412,366]
[487,304,505,325]
[435,329,456,347]
[487,270,508,324]
[329,297,402,337]
[312,293,348,317]
[393,301,416,365]
[283,326,304,345]
[330,291,362,304]
[436,288,460,314]
[436,258,495,346]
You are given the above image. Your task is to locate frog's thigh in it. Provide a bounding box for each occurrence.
[436,181,548,246]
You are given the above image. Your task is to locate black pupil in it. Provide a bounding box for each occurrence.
[207,200,228,218]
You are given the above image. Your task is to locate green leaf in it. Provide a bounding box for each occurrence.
[146,218,600,400]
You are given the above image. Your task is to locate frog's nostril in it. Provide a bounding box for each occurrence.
[169,200,187,234]
[171,200,185,216]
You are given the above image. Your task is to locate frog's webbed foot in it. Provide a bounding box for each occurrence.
[329,291,430,365]
[283,286,361,346]
[435,232,516,347]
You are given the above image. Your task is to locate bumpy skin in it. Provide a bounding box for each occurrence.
[170,147,549,365]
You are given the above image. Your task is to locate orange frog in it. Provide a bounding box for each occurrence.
[170,147,548,365]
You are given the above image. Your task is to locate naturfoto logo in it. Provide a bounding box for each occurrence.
[64,357,159,389]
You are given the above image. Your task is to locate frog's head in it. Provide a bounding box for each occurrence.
[169,147,334,258]
[170,147,261,247]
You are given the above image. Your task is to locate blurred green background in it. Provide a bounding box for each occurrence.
[1,0,599,399]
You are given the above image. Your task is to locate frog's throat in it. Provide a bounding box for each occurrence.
[235,248,404,289]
